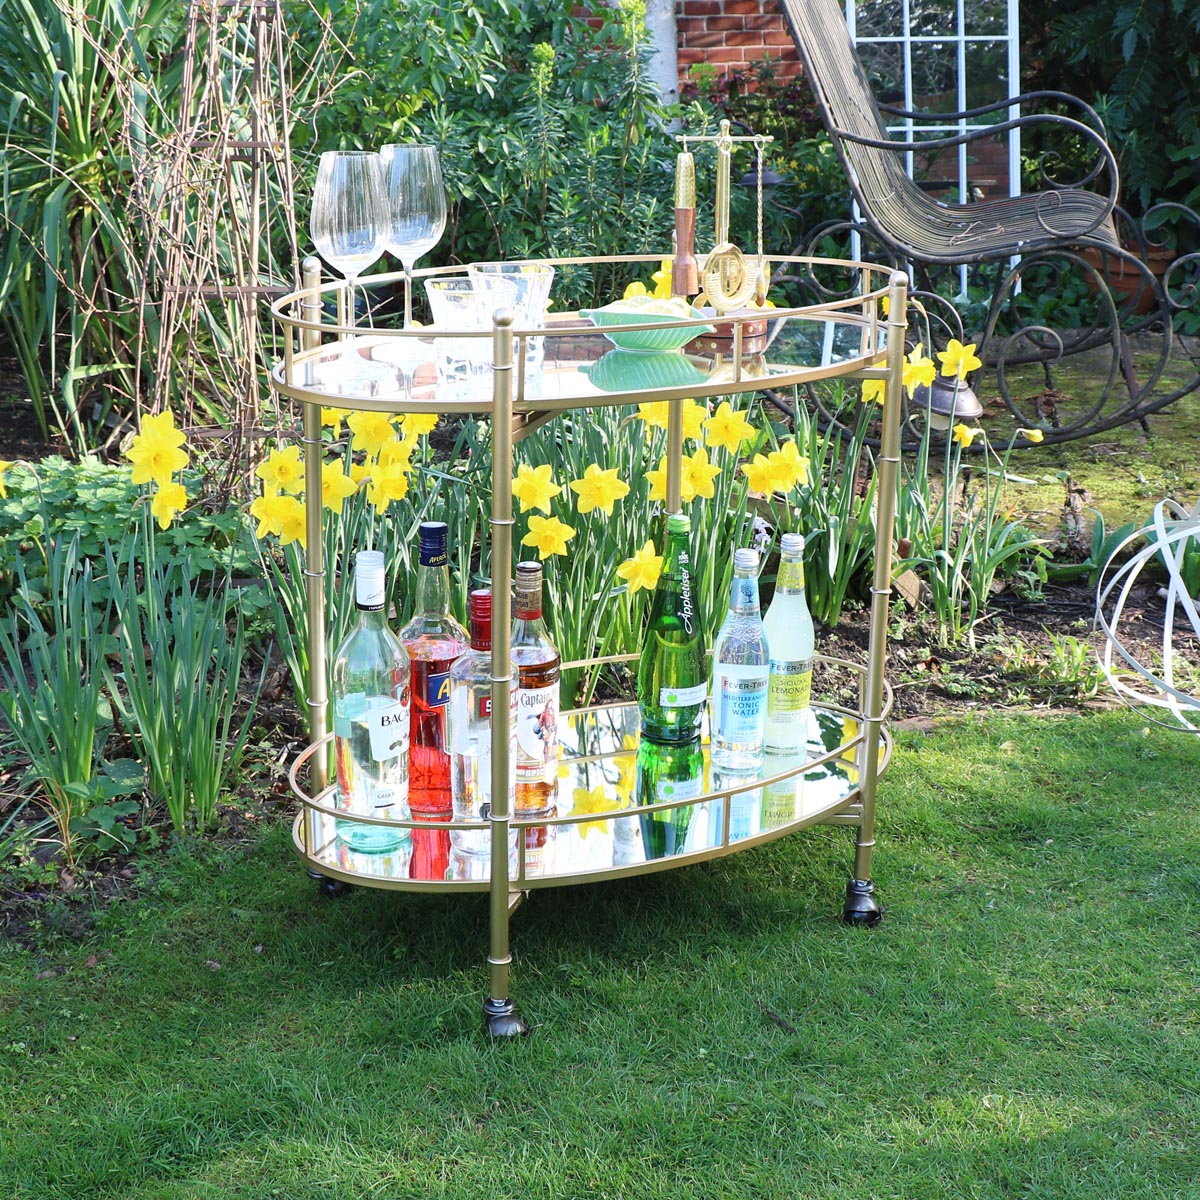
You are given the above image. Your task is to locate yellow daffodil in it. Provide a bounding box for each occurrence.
[276,496,308,546]
[367,460,410,513]
[636,398,707,441]
[0,460,15,499]
[740,452,776,495]
[249,491,291,539]
[703,401,756,453]
[623,280,649,300]
[572,783,615,838]
[938,338,983,380]
[860,378,887,405]
[951,423,984,449]
[321,461,359,515]
[321,407,350,436]
[651,259,673,299]
[348,460,372,487]
[766,440,810,492]
[613,734,639,804]
[512,463,561,514]
[616,539,663,594]
[902,342,937,398]
[126,411,189,486]
[255,445,305,495]
[401,412,439,439]
[569,463,630,515]
[347,410,399,457]
[377,437,415,471]
[1018,427,1045,444]
[521,514,576,559]
[646,454,697,504]
[150,481,188,530]
[682,446,722,501]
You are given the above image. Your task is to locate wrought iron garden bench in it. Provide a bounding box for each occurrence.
[777,0,1198,446]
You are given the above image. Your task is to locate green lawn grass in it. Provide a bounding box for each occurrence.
[1,709,1198,1199]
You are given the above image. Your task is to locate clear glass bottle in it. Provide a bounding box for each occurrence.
[399,521,469,880]
[449,588,517,860]
[762,532,817,755]
[637,512,707,744]
[331,550,412,872]
[710,547,770,770]
[636,735,703,859]
[511,561,559,872]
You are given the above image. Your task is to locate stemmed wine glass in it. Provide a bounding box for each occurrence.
[309,150,390,386]
[381,144,447,328]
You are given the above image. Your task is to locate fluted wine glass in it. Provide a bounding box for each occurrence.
[382,143,447,328]
[309,150,390,385]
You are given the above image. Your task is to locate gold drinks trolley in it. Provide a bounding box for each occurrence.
[270,255,908,1036]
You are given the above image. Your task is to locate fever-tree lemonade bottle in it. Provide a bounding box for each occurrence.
[331,550,412,876]
[636,512,707,857]
[399,521,469,879]
[762,533,817,754]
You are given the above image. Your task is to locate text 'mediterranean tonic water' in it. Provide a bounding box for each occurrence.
[331,550,412,874]
[762,532,816,754]
[399,521,468,879]
[637,512,707,744]
[710,547,770,770]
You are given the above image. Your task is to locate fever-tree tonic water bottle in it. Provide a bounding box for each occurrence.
[762,532,817,755]
[331,550,412,875]
[637,513,707,744]
[710,547,770,771]
[399,521,469,880]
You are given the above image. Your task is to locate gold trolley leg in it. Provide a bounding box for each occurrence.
[844,269,907,926]
[485,307,529,1037]
[298,256,346,894]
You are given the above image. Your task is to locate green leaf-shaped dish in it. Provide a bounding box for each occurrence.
[580,302,715,352]
[583,349,710,393]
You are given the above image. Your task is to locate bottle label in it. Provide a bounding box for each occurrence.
[768,659,814,713]
[732,576,758,610]
[777,560,806,591]
[677,550,695,635]
[367,699,409,761]
[656,774,703,803]
[516,683,558,773]
[714,671,768,742]
[424,670,452,708]
[658,682,708,707]
[419,547,449,568]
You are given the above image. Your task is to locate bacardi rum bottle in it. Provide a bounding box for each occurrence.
[637,513,707,744]
[710,547,770,770]
[762,533,817,754]
[511,561,559,872]
[399,521,468,879]
[331,550,412,875]
[449,588,517,863]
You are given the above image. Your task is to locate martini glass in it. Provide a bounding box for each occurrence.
[309,150,391,391]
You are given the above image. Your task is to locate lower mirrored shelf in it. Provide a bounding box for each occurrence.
[290,701,892,892]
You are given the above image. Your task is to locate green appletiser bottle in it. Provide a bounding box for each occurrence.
[637,512,707,743]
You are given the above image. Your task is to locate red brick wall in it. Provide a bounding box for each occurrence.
[677,1,802,84]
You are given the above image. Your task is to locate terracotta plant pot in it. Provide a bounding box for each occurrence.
[1079,243,1174,315]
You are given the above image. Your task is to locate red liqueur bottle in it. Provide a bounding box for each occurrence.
[399,521,468,879]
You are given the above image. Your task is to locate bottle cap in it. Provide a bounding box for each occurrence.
[780,533,805,555]
[733,548,759,571]
[418,521,449,567]
[666,513,690,534]
[468,587,492,650]
[355,550,386,609]
[514,561,543,619]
